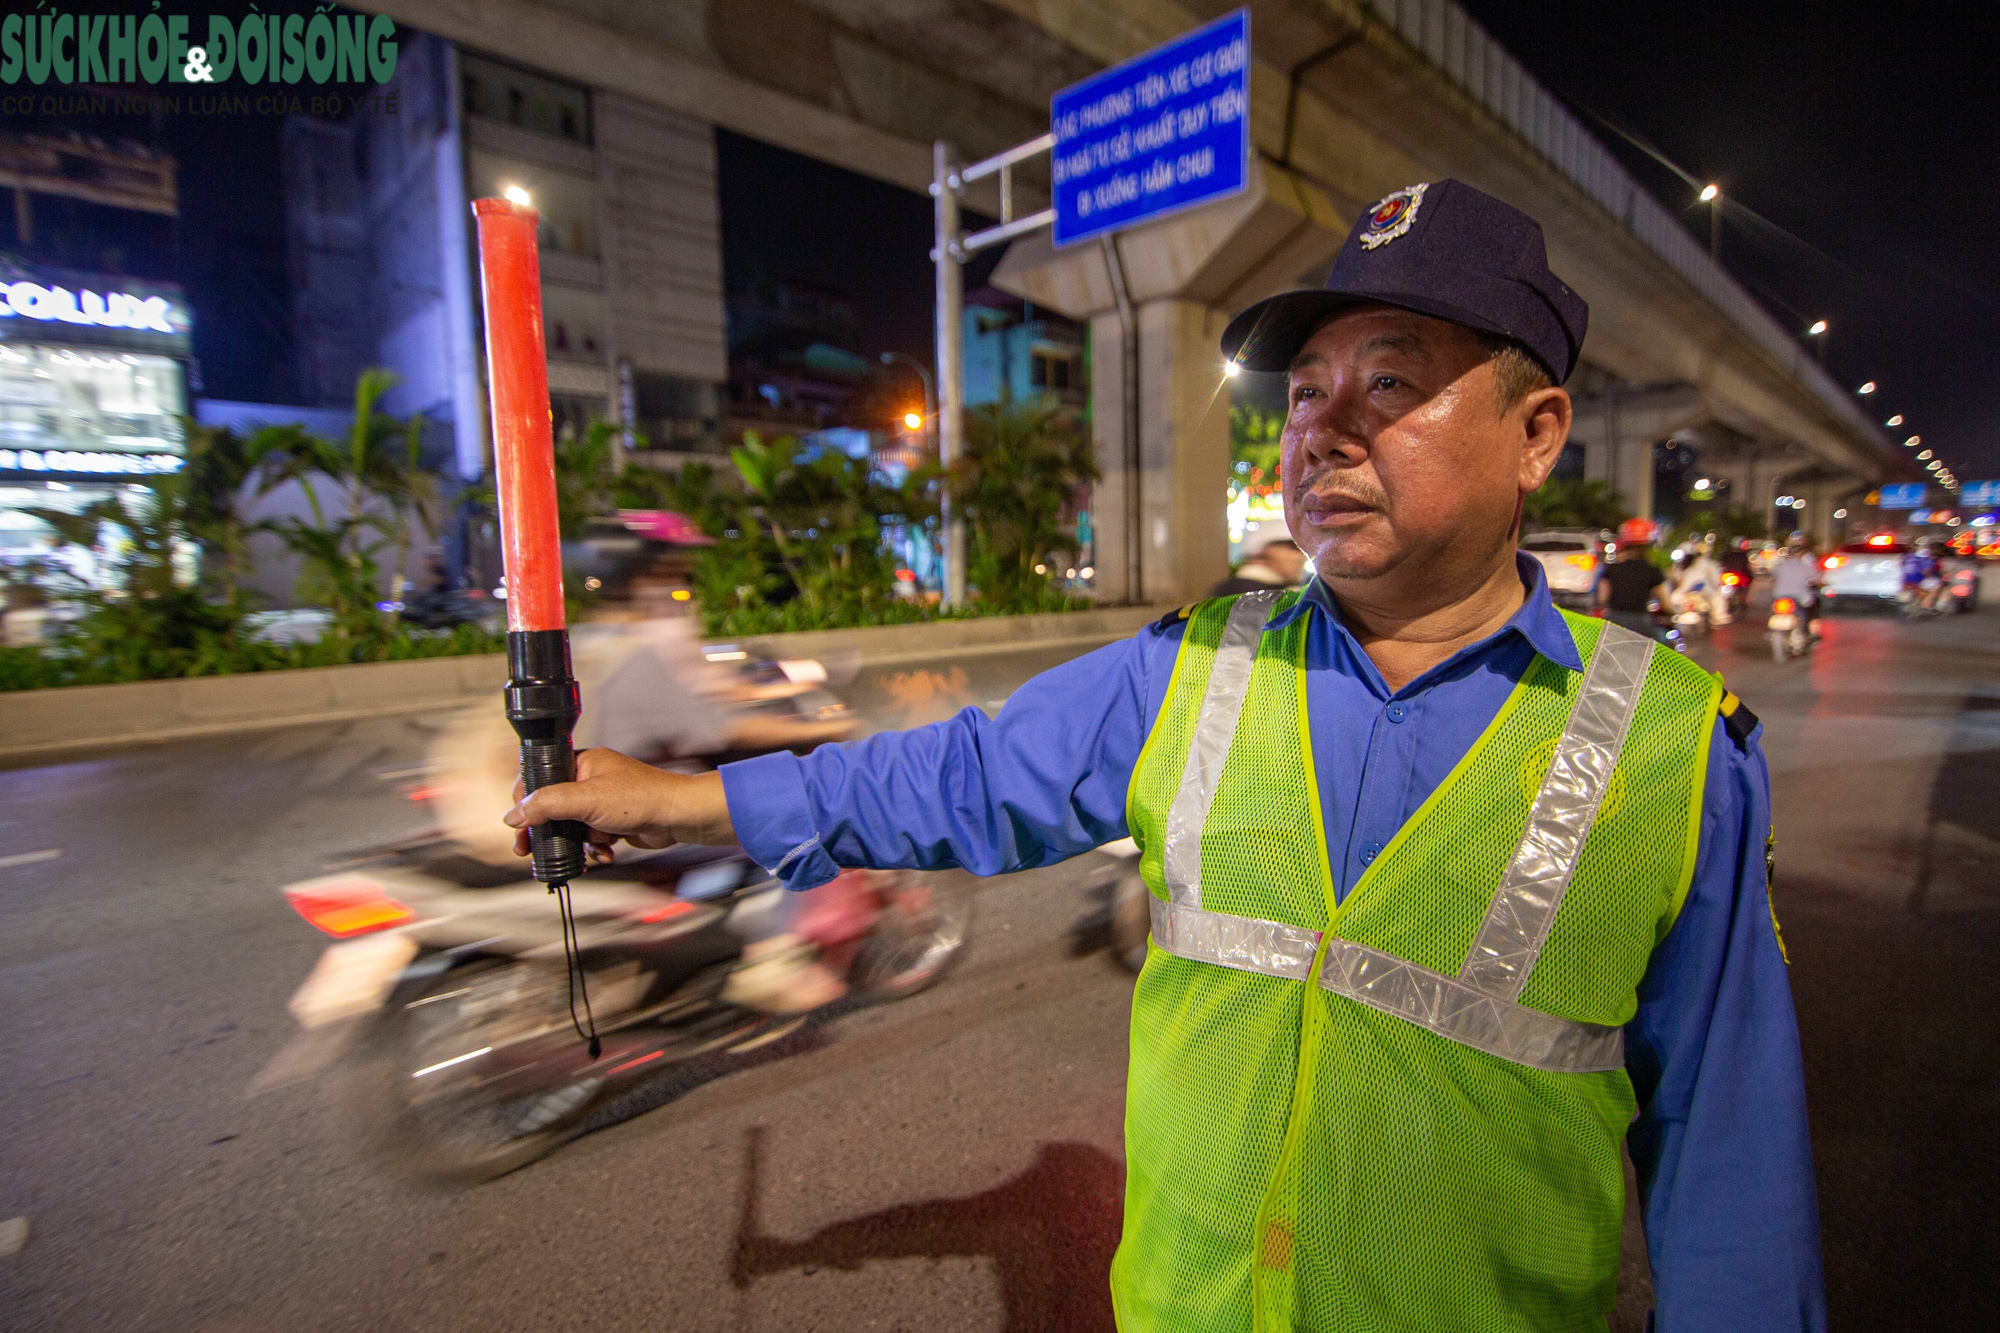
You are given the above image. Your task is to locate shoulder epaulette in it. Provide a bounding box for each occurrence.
[1719,689,1760,752]
[1154,601,1200,632]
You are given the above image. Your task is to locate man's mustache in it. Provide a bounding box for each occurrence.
[1291,472,1388,511]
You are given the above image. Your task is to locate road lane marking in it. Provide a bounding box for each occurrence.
[0,849,60,871]
[411,1046,492,1078]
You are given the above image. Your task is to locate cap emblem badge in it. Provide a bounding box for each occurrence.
[1359,183,1428,250]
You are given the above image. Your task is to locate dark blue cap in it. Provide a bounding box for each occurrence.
[1220,179,1588,384]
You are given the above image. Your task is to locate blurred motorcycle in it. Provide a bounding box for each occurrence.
[1768,596,1813,663]
[1669,587,1716,638]
[1946,563,1981,613]
[264,649,971,1182]
[276,844,968,1182]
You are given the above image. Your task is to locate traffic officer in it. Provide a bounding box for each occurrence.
[507,179,1824,1332]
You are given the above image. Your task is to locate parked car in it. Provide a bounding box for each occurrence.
[1819,537,1908,611]
[1519,529,1606,606]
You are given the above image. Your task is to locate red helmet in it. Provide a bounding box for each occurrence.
[1617,518,1657,545]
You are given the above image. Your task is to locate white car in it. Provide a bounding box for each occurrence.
[1520,530,1607,604]
[1818,539,1908,610]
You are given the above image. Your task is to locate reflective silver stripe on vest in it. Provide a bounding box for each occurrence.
[1143,608,1648,1075]
[1319,938,1626,1072]
[1150,894,1321,982]
[1160,589,1285,908]
[1148,899,1625,1073]
[1457,621,1656,1001]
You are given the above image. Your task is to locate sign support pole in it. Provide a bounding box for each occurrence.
[933,141,967,608]
[1101,235,1143,605]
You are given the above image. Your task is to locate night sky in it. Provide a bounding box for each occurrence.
[1460,2,2000,485]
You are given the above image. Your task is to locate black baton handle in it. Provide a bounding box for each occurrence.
[504,629,586,885]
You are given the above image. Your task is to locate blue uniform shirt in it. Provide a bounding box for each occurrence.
[720,557,1825,1331]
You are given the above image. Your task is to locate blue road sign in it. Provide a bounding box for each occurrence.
[1956,480,2000,509]
[1050,9,1250,248]
[1877,482,1929,510]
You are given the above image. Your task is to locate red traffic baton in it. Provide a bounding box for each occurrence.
[471,197,586,891]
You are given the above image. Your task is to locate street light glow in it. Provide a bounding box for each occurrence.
[903,412,924,431]
[1699,184,1719,202]
[1221,360,1242,378]
[1857,381,1876,394]
[1886,414,1904,427]
[502,184,532,207]
[1905,435,1921,447]
[1807,320,1828,336]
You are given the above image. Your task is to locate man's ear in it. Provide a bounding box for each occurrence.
[1517,386,1573,492]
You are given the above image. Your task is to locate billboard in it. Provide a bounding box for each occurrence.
[1050,9,1250,247]
[1955,480,2000,510]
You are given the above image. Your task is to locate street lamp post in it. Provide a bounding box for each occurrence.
[879,352,936,439]
[880,350,940,589]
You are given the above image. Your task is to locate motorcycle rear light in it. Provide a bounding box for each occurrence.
[1723,572,1744,585]
[286,879,416,938]
[1564,553,1597,569]
[1867,534,1895,547]
[1773,597,1797,614]
[1823,556,1844,569]
[635,901,696,924]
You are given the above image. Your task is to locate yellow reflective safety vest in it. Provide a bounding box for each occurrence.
[1112,589,1722,1332]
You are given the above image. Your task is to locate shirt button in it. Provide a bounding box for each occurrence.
[1386,703,1408,723]
[1361,841,1383,865]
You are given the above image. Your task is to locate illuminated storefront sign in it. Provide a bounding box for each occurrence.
[0,448,183,474]
[0,280,178,334]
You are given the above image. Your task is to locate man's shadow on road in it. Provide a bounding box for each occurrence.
[730,1127,1122,1332]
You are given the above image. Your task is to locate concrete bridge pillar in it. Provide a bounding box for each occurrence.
[993,159,1345,603]
[1564,382,1705,522]
[1085,301,1233,604]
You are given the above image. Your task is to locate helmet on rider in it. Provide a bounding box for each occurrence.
[1617,517,1656,546]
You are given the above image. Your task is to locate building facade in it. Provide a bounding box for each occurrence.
[282,33,729,484]
[0,131,190,571]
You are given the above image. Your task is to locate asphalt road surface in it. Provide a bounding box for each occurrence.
[2,589,1994,1330]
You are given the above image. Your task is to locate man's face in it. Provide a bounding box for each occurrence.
[1280,307,1567,592]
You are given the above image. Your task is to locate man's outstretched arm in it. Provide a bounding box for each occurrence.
[507,626,1170,887]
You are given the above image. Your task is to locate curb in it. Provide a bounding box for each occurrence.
[0,604,1168,765]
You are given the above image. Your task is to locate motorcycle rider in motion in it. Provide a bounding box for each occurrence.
[1593,517,1669,641]
[1768,532,1823,640]
[1900,537,1945,615]
[505,181,1822,1330]
[433,575,858,1013]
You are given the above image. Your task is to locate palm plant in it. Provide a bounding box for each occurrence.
[246,367,406,631]
[24,469,241,679]
[180,419,257,605]
[554,418,620,540]
[952,395,1098,600]
[1522,477,1628,531]
[730,432,935,615]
